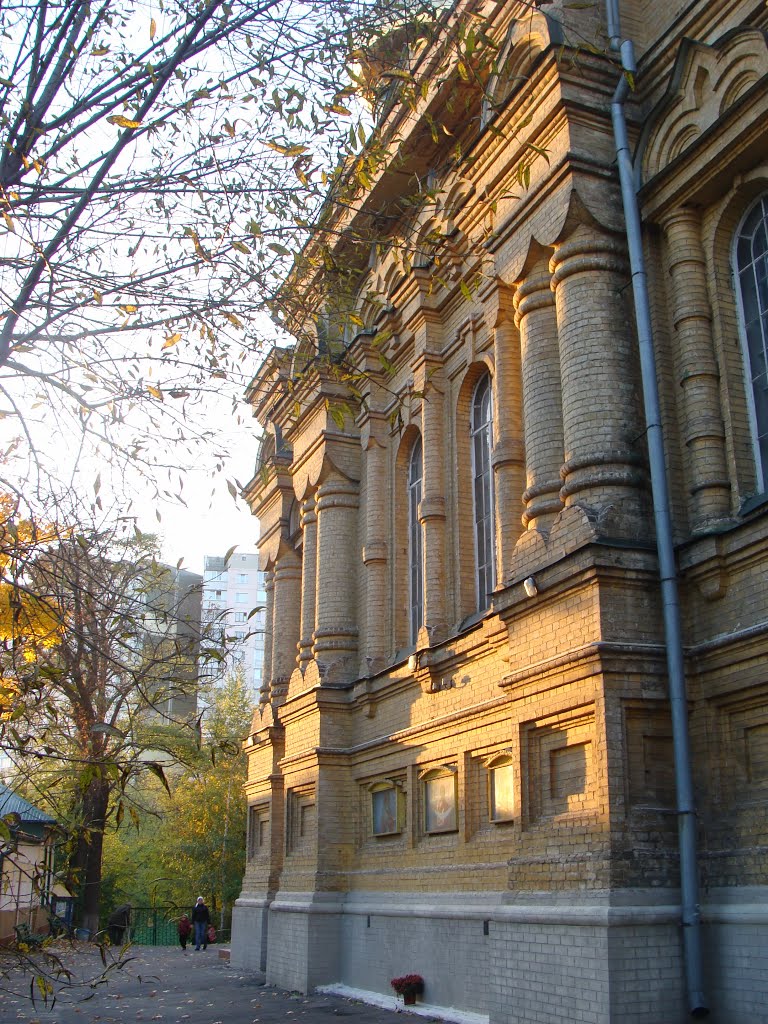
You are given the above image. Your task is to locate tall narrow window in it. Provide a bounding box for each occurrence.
[735,195,768,493]
[471,374,495,608]
[408,437,424,645]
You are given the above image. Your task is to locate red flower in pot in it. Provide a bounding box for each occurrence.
[390,974,424,1004]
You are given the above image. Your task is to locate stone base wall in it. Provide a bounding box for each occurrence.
[251,889,768,1024]
[265,893,343,991]
[702,887,768,1022]
[230,896,271,971]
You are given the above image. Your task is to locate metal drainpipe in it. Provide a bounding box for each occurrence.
[603,0,708,1016]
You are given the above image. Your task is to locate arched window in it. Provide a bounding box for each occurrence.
[471,374,495,608]
[735,194,768,493]
[408,436,424,645]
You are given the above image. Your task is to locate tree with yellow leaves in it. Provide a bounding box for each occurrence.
[0,500,229,937]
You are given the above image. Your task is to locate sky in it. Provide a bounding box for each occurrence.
[117,388,264,575]
[0,367,265,578]
[146,457,261,575]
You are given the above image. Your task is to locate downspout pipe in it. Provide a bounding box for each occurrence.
[604,3,709,1017]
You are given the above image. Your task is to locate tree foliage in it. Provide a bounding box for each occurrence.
[101,667,252,925]
[0,503,225,933]
[0,0,445,487]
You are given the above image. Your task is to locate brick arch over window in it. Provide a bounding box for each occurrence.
[734,193,768,494]
[393,424,423,651]
[456,361,496,619]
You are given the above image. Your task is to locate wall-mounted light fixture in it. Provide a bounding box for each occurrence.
[523,576,538,598]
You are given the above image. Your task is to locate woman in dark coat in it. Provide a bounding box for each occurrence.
[190,896,210,951]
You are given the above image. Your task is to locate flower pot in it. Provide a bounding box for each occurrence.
[403,993,417,1005]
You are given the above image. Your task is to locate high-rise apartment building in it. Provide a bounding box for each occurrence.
[202,552,266,699]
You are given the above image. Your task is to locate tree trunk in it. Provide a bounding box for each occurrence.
[71,775,110,936]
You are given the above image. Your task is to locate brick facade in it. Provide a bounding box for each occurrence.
[231,2,768,1021]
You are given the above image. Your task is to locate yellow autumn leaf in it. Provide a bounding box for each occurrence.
[119,304,138,314]
[147,385,163,400]
[91,45,110,56]
[92,290,103,305]
[150,17,157,40]
[232,241,251,254]
[224,312,243,329]
[264,141,309,157]
[162,333,181,350]
[107,115,142,129]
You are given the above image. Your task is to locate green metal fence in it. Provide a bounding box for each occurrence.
[107,907,230,946]
[127,906,178,946]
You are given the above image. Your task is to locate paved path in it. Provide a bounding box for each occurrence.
[0,945,418,1024]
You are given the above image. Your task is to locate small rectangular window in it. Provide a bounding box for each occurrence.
[489,763,515,822]
[424,771,457,833]
[372,787,400,836]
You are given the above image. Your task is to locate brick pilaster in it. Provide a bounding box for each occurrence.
[662,207,731,530]
[270,547,302,704]
[259,569,274,707]
[313,473,359,680]
[488,284,526,578]
[297,494,317,670]
[514,259,565,532]
[550,227,646,524]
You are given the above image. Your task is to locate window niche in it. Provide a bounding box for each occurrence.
[247,803,270,860]
[368,779,405,837]
[287,785,316,854]
[421,765,458,834]
[484,752,516,824]
[523,710,596,825]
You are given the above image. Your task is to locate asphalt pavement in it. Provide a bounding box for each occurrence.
[0,943,420,1024]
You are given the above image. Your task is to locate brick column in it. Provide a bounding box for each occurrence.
[297,494,317,670]
[258,569,274,707]
[419,365,448,639]
[313,472,359,680]
[361,426,388,671]
[270,546,301,704]
[489,286,526,576]
[661,208,730,529]
[550,227,646,521]
[514,259,564,532]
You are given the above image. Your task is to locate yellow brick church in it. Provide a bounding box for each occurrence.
[231,1,768,1021]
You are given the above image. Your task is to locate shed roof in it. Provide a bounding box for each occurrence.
[0,783,56,824]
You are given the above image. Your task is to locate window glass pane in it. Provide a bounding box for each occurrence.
[408,438,424,644]
[753,220,768,262]
[736,196,768,491]
[424,774,457,832]
[470,374,495,609]
[490,763,515,820]
[372,788,399,835]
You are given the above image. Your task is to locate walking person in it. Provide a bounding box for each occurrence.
[178,913,192,951]
[191,896,210,951]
